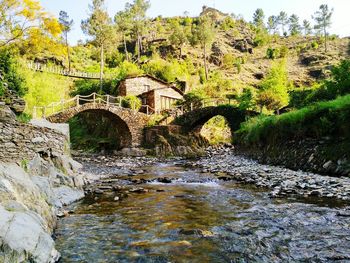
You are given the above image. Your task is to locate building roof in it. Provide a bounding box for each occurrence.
[122,74,170,86]
[121,74,184,96]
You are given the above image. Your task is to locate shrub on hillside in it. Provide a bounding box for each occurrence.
[0,48,27,96]
[121,95,142,110]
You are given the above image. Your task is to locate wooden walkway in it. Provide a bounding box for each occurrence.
[27,62,112,80]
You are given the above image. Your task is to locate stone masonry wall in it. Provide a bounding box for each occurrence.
[0,121,69,163]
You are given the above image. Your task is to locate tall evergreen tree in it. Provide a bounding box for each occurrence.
[313,4,333,52]
[114,10,132,61]
[81,0,115,90]
[277,11,288,36]
[289,14,301,36]
[59,11,73,72]
[302,19,312,36]
[267,16,278,34]
[126,0,151,63]
[191,15,216,80]
[253,8,265,29]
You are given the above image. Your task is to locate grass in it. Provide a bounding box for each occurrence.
[236,94,350,145]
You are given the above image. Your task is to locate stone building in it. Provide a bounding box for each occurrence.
[200,6,228,22]
[117,75,184,113]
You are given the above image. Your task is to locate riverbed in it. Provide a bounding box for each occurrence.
[55,154,350,262]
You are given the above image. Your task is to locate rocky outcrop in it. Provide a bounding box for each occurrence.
[0,105,86,263]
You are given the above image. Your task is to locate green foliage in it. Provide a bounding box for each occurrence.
[288,85,319,108]
[220,17,236,30]
[142,58,190,83]
[176,89,208,111]
[253,8,265,29]
[236,94,350,145]
[237,86,257,110]
[306,60,350,103]
[289,14,301,36]
[201,116,232,145]
[0,48,27,96]
[313,4,333,52]
[311,41,319,49]
[266,47,280,59]
[22,67,72,115]
[253,28,271,47]
[222,54,235,69]
[257,60,290,112]
[121,95,142,110]
[16,113,32,123]
[72,79,117,96]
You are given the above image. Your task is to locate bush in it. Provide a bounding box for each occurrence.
[121,95,142,110]
[222,54,235,69]
[311,41,319,50]
[236,94,350,145]
[266,47,280,59]
[0,48,27,96]
[306,60,350,104]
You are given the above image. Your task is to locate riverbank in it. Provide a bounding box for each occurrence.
[75,148,350,203]
[191,146,350,202]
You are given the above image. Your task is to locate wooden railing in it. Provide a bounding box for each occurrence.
[32,93,158,119]
[27,62,112,80]
[32,93,236,119]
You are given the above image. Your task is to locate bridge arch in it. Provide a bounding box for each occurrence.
[171,105,256,136]
[47,103,150,147]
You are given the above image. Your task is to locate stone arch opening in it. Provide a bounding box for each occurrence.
[68,109,132,152]
[199,115,232,145]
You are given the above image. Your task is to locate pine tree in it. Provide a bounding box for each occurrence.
[114,10,132,61]
[277,11,288,36]
[191,15,216,80]
[289,14,301,36]
[313,4,333,52]
[302,20,312,36]
[81,0,115,91]
[126,0,151,63]
[59,11,73,72]
[253,8,265,29]
[267,16,278,34]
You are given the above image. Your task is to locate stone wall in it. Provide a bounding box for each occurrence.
[235,138,350,177]
[0,120,69,164]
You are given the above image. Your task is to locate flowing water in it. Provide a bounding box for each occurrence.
[55,160,350,263]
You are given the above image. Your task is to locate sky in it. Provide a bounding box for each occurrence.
[40,0,350,44]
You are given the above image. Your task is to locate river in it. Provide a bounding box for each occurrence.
[55,156,350,262]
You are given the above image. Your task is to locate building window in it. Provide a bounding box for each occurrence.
[144,85,150,92]
[142,97,147,105]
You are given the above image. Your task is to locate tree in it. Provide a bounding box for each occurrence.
[302,20,312,36]
[277,11,288,36]
[0,0,62,47]
[253,8,265,29]
[169,21,188,57]
[114,10,132,61]
[257,60,289,113]
[126,0,151,63]
[289,14,301,36]
[313,4,333,52]
[237,87,256,111]
[267,16,278,34]
[191,15,216,80]
[81,0,115,91]
[59,11,73,72]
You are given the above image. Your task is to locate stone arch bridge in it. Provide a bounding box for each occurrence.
[171,105,257,134]
[34,93,150,147]
[34,95,256,149]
